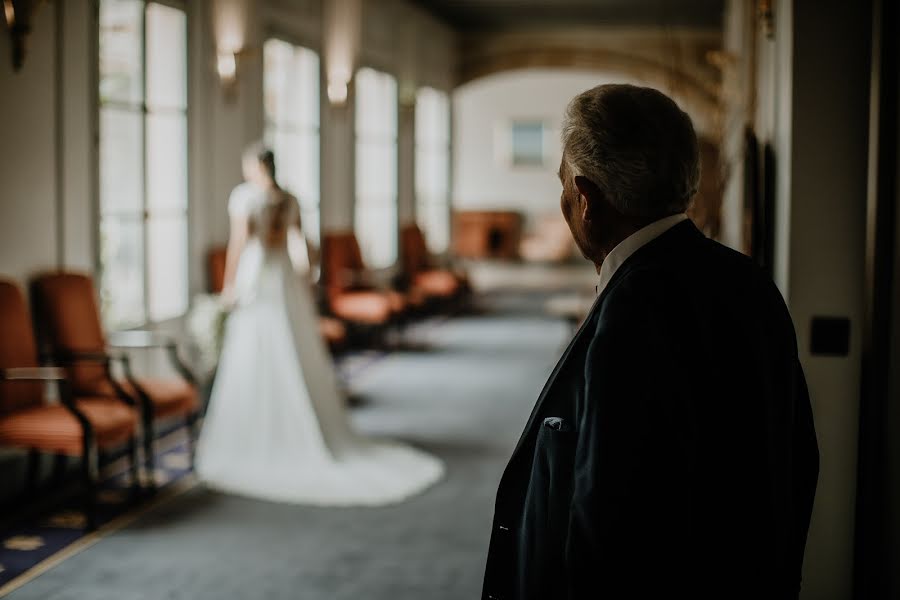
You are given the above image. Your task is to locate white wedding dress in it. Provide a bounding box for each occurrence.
[195,183,444,505]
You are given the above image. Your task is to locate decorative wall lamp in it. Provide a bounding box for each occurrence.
[3,0,45,71]
[327,70,352,106]
[216,47,253,103]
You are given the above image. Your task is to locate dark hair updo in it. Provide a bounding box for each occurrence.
[243,141,277,181]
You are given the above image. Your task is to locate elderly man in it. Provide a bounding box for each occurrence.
[482,85,819,600]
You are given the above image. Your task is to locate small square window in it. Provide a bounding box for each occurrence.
[510,120,546,167]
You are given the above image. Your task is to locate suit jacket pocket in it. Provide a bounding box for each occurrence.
[519,417,577,599]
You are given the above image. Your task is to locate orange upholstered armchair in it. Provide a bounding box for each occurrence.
[400,224,469,304]
[207,245,347,350]
[0,279,138,529]
[31,273,198,488]
[321,232,411,326]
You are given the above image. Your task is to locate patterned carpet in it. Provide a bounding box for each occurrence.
[0,296,570,599]
[0,432,195,593]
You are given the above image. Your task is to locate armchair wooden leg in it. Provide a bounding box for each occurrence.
[185,414,199,470]
[140,407,157,493]
[81,441,97,532]
[127,437,140,501]
[24,448,40,499]
[51,453,68,487]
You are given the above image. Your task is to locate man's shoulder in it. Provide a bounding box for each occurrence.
[595,234,786,328]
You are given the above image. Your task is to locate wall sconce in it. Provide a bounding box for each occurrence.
[327,79,349,105]
[217,48,252,103]
[217,50,239,101]
[327,67,352,106]
[3,0,45,71]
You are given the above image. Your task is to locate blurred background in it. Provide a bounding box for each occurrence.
[0,1,897,599]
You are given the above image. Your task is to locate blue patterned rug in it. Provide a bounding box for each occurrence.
[0,430,195,593]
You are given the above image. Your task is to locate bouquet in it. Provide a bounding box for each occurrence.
[186,294,230,378]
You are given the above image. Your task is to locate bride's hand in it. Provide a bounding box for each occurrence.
[220,286,237,310]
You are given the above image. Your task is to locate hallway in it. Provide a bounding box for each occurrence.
[5,298,571,600]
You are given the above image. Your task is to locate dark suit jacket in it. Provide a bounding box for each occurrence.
[482,221,819,600]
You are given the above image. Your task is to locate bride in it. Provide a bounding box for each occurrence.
[195,144,444,505]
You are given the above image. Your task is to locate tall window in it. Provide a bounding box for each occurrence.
[263,39,321,246]
[415,87,451,253]
[355,67,398,269]
[99,0,187,328]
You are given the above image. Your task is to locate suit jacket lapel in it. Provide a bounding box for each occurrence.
[504,220,702,474]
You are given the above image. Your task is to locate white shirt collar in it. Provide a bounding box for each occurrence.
[596,213,689,297]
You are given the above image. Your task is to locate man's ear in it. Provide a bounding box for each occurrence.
[573,176,599,222]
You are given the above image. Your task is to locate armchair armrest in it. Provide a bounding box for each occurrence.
[108,331,197,386]
[0,367,90,426]
[0,366,67,381]
[107,330,177,350]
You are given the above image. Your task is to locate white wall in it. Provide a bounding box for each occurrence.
[453,70,610,223]
[764,0,872,598]
[0,3,59,282]
[452,68,715,226]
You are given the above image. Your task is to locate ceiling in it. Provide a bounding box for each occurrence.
[409,0,725,31]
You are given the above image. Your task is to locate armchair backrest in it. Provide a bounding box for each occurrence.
[400,224,430,276]
[31,273,108,395]
[321,232,366,293]
[0,279,43,414]
[208,246,227,294]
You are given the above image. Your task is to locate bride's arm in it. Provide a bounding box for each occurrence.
[287,220,311,277]
[222,214,249,301]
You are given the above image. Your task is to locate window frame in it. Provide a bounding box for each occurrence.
[96,0,190,329]
[414,86,452,255]
[353,64,400,269]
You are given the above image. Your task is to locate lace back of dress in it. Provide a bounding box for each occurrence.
[250,191,294,248]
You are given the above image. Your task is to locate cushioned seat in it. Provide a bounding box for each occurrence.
[0,398,135,456]
[415,270,460,298]
[0,278,139,528]
[31,272,198,483]
[330,291,394,324]
[118,378,198,419]
[400,224,468,302]
[322,232,410,326]
[318,317,347,346]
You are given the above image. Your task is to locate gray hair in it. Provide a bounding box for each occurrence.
[561,84,700,219]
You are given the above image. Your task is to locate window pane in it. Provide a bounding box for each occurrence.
[355,67,398,266]
[99,0,143,105]
[356,68,397,139]
[511,121,545,166]
[415,148,448,198]
[146,3,187,110]
[357,140,396,199]
[355,203,397,269]
[263,39,293,126]
[415,87,449,146]
[147,216,188,321]
[289,46,320,129]
[147,112,187,211]
[415,87,450,253]
[418,200,450,254]
[100,108,143,215]
[100,218,145,329]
